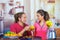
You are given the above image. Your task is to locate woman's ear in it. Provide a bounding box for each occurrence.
[18,18,21,21]
[42,16,44,18]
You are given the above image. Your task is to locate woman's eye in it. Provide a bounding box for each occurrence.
[24,17,26,18]
[37,15,39,17]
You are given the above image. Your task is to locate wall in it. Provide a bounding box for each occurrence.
[55,0,60,19]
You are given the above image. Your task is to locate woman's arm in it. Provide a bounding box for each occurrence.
[18,26,30,36]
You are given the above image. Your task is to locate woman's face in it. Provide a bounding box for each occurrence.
[19,14,27,23]
[37,13,44,21]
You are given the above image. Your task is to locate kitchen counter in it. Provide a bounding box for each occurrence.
[0,28,60,40]
[0,38,59,40]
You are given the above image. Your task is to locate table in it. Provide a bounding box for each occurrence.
[0,38,20,40]
[0,37,60,40]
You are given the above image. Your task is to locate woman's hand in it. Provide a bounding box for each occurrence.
[24,26,30,31]
[18,26,30,36]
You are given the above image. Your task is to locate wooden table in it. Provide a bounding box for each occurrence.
[0,38,20,40]
[0,38,60,40]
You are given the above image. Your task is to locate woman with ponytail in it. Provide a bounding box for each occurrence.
[34,9,50,40]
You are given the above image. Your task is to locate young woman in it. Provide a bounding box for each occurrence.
[34,10,50,40]
[10,12,31,39]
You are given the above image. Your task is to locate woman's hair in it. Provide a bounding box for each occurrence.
[37,9,50,21]
[14,12,25,23]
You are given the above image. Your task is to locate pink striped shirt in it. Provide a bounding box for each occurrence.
[34,22,48,40]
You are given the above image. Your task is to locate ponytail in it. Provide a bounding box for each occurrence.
[44,11,50,21]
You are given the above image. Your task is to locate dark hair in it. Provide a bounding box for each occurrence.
[37,9,50,21]
[14,12,25,23]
